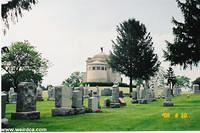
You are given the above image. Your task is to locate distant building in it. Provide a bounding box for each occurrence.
[82,48,121,83]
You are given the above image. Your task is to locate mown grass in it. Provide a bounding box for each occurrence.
[5,93,200,131]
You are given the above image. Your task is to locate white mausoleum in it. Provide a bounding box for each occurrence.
[82,48,121,83]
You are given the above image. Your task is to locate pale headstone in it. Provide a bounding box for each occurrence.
[111,84,119,103]
[72,90,83,108]
[9,87,17,104]
[96,86,101,108]
[145,89,151,103]
[36,85,44,101]
[163,86,174,106]
[193,84,200,93]
[173,87,178,96]
[52,86,85,116]
[138,85,147,104]
[83,87,89,97]
[88,97,98,112]
[110,83,120,108]
[11,82,40,119]
[55,86,72,108]
[48,86,55,101]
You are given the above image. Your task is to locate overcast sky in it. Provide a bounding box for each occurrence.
[1,0,200,86]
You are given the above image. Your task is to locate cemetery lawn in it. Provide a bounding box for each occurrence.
[6,93,200,131]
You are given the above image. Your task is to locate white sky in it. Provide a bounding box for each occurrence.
[1,0,200,86]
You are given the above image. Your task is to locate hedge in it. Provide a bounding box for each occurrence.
[82,82,135,88]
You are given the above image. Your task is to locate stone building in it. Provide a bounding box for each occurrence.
[82,48,121,83]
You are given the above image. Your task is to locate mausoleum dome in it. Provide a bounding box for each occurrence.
[92,52,108,61]
[84,47,121,83]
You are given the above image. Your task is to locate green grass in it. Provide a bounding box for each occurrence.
[5,94,200,131]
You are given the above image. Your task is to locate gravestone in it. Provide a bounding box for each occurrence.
[79,87,85,106]
[36,85,44,101]
[131,90,138,103]
[177,88,182,95]
[83,87,89,98]
[193,84,200,93]
[2,92,8,128]
[11,82,40,120]
[101,88,112,96]
[138,86,147,104]
[145,89,151,103]
[173,87,178,96]
[88,97,98,112]
[72,90,83,108]
[96,86,101,108]
[150,89,156,101]
[9,87,17,104]
[52,86,74,116]
[110,83,120,108]
[48,86,55,101]
[163,86,174,106]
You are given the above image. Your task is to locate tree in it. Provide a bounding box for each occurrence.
[1,41,48,92]
[176,75,190,88]
[192,77,200,86]
[1,73,13,92]
[1,0,38,33]
[107,18,160,93]
[164,0,200,69]
[62,72,83,88]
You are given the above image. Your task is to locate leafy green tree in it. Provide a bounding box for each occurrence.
[62,71,83,88]
[164,0,200,68]
[1,0,38,32]
[1,73,13,92]
[1,41,48,92]
[176,75,190,88]
[107,18,160,93]
[192,77,200,86]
